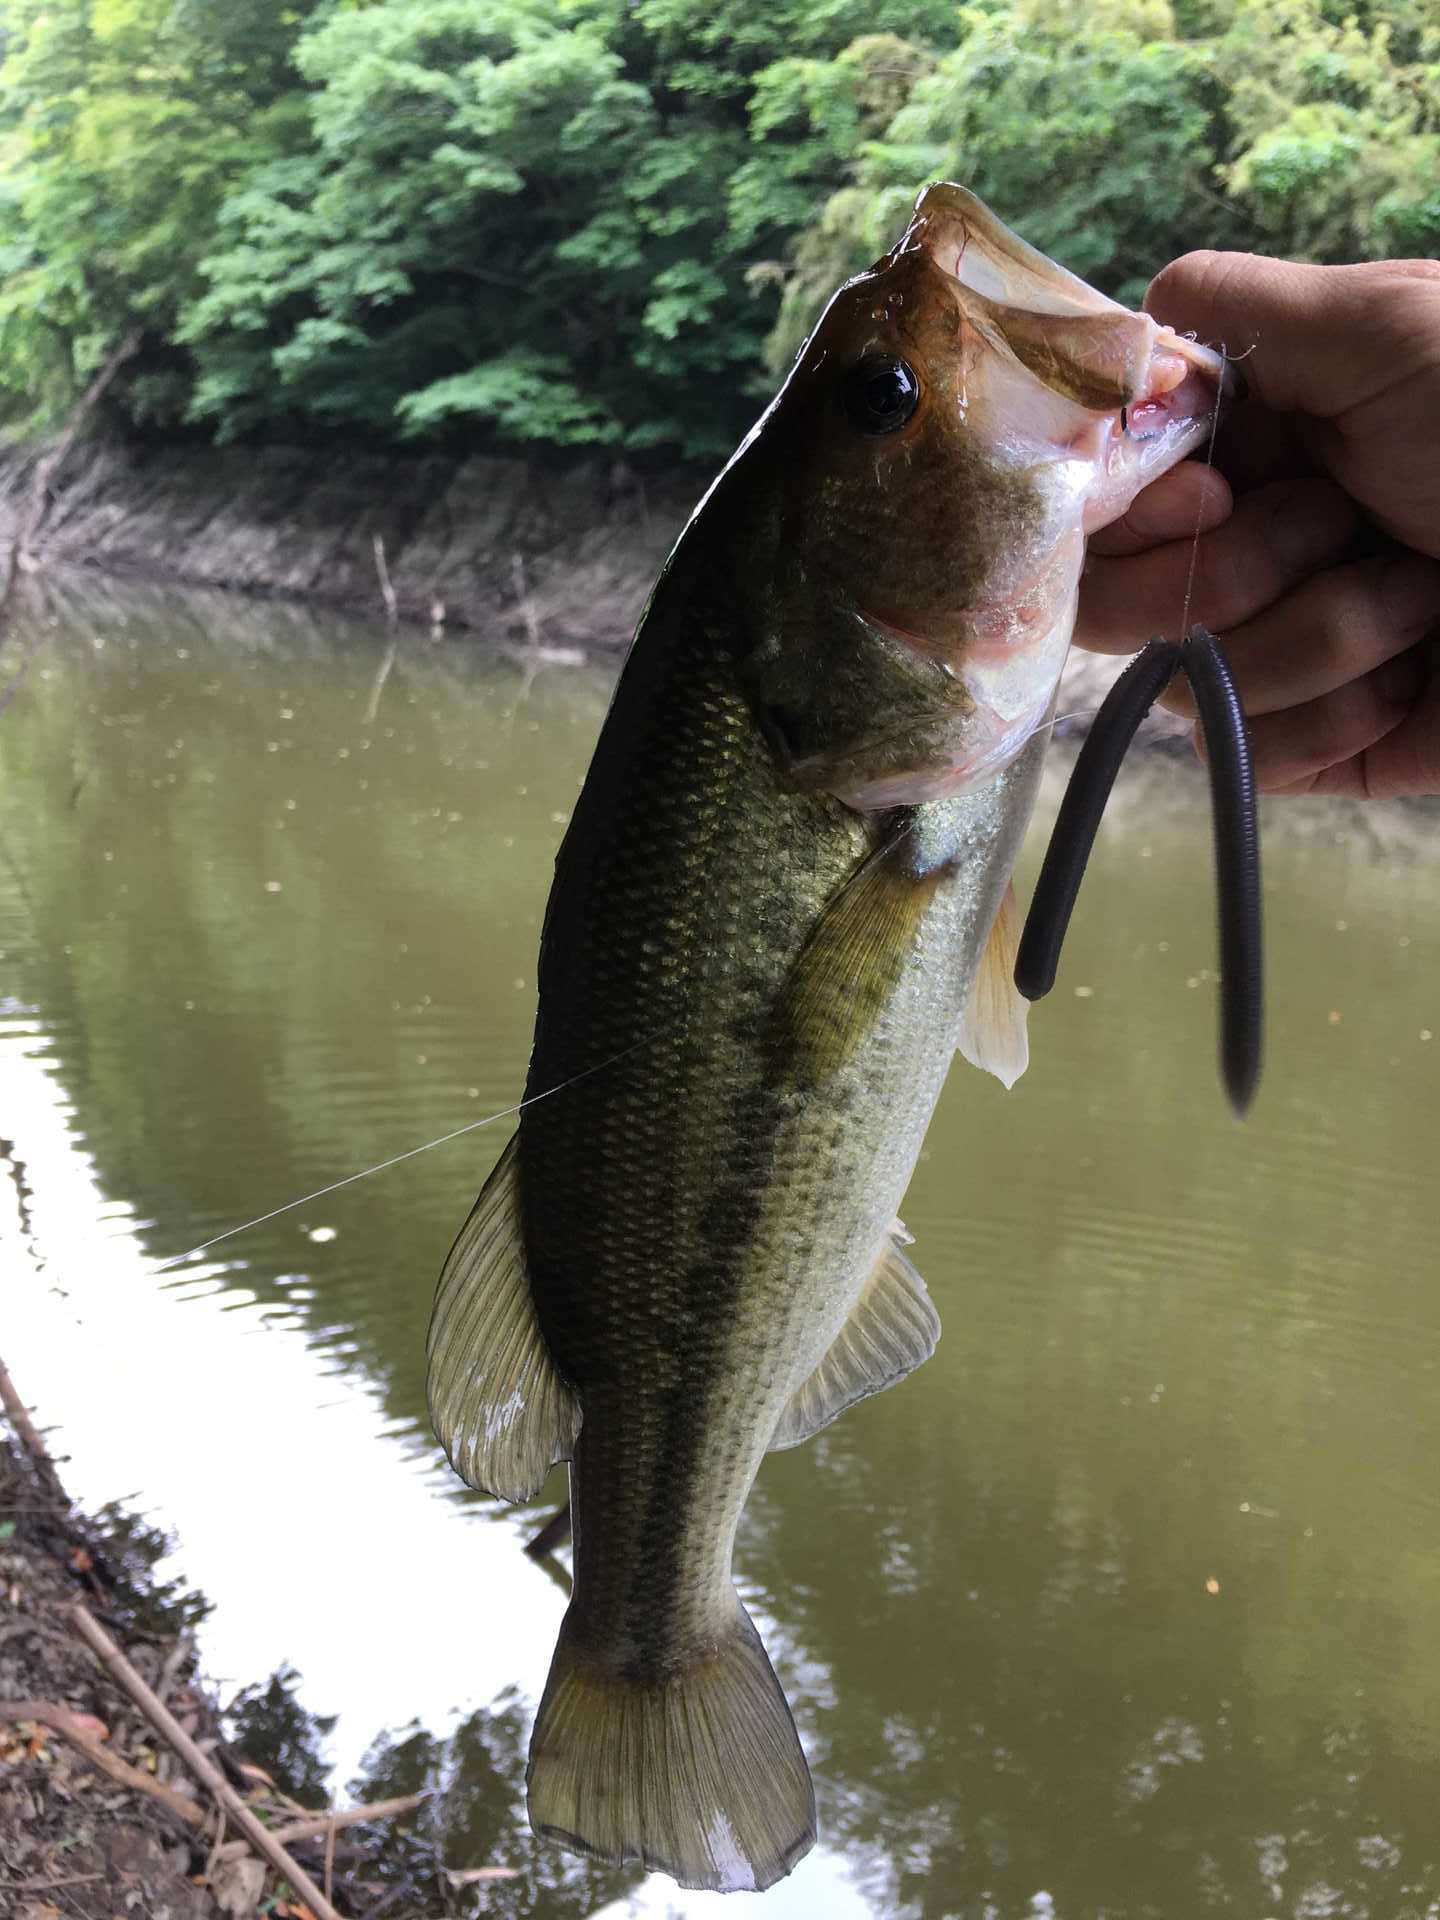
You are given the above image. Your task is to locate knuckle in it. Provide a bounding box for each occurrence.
[1389,258,1440,291]
[1309,691,1359,769]
[1190,482,1354,635]
[1298,563,1395,653]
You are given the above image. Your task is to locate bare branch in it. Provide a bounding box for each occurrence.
[0,1698,207,1829]
[67,1604,343,1920]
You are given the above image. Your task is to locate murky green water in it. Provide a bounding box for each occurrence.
[4,573,1440,1919]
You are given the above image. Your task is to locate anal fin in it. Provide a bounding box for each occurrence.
[957,878,1030,1088]
[427,1134,580,1502]
[770,1224,940,1450]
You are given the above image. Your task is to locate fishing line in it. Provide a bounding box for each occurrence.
[152,1039,644,1274]
[158,781,946,1278]
[161,357,1249,1271]
[155,779,929,1276]
[1177,344,1229,642]
[1015,356,1230,767]
[1015,345,1265,1114]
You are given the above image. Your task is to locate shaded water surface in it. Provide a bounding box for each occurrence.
[3,575,1439,1919]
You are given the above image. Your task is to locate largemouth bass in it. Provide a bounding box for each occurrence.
[428,185,1226,1893]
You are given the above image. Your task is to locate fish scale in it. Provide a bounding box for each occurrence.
[425,182,1229,1893]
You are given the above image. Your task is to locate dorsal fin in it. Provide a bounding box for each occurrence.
[770,1224,940,1450]
[427,1135,581,1501]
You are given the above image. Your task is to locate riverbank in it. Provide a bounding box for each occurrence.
[0,437,702,650]
[0,1367,430,1920]
[0,434,1194,744]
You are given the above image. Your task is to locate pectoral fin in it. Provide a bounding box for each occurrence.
[427,1134,581,1502]
[957,880,1030,1088]
[770,1224,940,1450]
[782,846,941,1079]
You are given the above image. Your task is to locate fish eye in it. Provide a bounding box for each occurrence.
[841,355,920,435]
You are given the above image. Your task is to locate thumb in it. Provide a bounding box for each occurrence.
[1144,250,1435,421]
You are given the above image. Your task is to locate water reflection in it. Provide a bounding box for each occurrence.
[3,573,1440,1916]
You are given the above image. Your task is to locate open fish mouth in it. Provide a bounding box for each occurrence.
[1126,332,1233,438]
[743,183,1238,813]
[906,181,1232,415]
[902,182,1232,515]
[802,185,1237,806]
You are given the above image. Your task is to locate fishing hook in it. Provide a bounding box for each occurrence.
[1014,627,1263,1117]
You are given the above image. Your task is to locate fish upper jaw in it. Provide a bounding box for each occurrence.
[901,183,1231,538]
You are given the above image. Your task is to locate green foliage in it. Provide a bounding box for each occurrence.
[0,0,321,432]
[1218,0,1440,258]
[0,0,1435,455]
[396,352,622,444]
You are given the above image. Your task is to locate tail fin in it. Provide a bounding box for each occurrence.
[527,1606,816,1892]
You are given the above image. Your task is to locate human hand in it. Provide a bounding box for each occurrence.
[1074,252,1440,797]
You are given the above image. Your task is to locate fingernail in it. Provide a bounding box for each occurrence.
[1379,552,1440,631]
[1376,646,1427,707]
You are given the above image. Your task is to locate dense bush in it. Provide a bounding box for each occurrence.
[0,0,1435,457]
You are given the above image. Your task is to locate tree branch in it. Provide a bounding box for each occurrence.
[67,1604,343,1920]
[0,327,142,649]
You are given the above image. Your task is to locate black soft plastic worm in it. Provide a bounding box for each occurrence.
[1014,627,1264,1117]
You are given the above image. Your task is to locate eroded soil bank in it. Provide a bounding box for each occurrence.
[0,435,1186,742]
[0,439,703,650]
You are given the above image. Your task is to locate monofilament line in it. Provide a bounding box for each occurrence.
[153,1043,641,1273]
[1177,346,1228,643]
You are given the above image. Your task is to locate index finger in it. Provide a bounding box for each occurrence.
[1144,252,1440,421]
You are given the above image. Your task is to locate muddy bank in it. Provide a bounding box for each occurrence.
[0,437,704,650]
[0,1377,435,1920]
[0,434,1192,744]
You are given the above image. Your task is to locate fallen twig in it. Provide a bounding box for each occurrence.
[3,1874,106,1892]
[0,1619,75,1651]
[67,1603,343,1920]
[0,1697,206,1829]
[363,636,398,725]
[215,1791,431,1858]
[206,1804,229,1887]
[372,533,399,625]
[154,1630,193,1710]
[0,1352,67,1500]
[511,551,542,650]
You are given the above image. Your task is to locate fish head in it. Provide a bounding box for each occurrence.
[741,183,1231,808]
